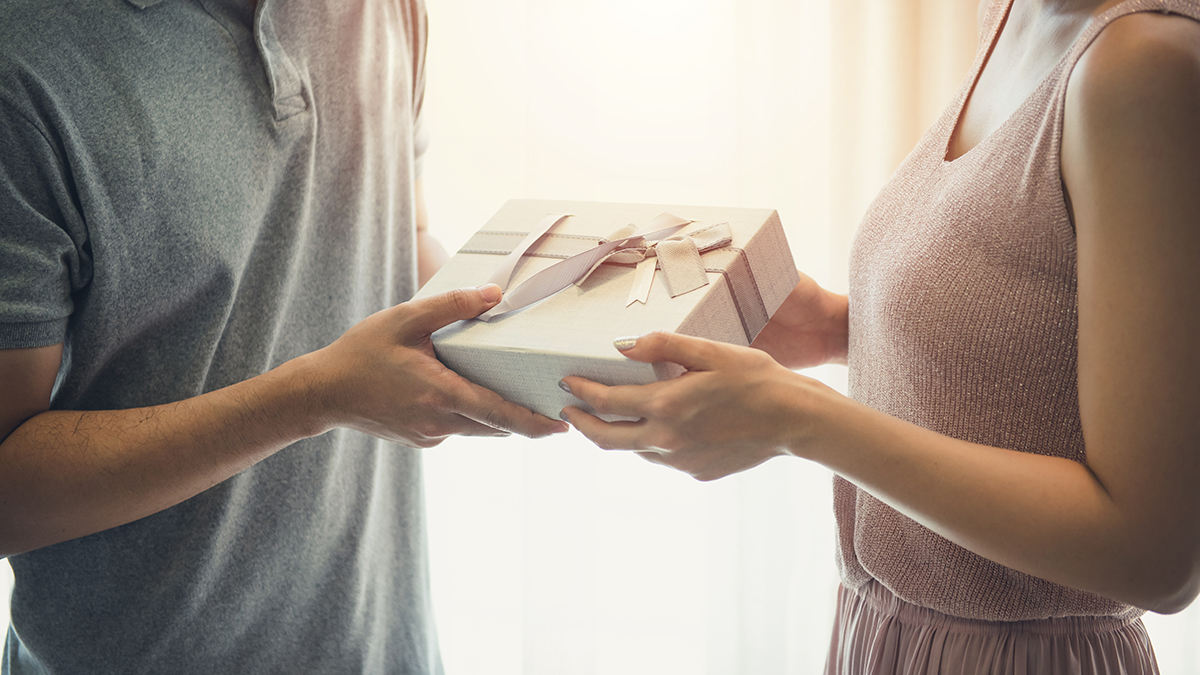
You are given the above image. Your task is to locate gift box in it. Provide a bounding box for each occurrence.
[414,199,799,420]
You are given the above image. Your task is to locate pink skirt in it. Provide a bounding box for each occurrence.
[825,581,1159,675]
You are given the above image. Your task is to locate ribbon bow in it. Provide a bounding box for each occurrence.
[577,221,734,307]
[477,213,728,321]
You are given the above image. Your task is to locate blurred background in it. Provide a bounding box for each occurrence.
[414,0,1200,673]
[2,0,1197,672]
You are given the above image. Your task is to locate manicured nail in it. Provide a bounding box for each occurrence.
[558,379,571,393]
[475,283,502,303]
[613,336,639,351]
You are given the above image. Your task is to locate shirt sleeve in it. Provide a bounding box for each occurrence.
[410,0,429,177]
[0,98,90,349]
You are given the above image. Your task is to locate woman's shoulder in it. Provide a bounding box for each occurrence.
[1075,10,1200,101]
[1061,7,1200,243]
[1067,10,1200,145]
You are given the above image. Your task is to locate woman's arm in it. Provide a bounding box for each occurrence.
[1060,12,1200,612]
[414,177,450,287]
[562,14,1200,615]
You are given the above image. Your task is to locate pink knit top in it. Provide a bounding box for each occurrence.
[841,0,1200,621]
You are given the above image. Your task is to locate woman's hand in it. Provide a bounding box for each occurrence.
[750,270,849,369]
[560,331,828,481]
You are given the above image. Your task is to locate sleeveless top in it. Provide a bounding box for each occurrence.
[840,0,1200,622]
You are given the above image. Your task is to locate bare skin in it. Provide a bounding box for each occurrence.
[415,178,450,286]
[0,181,567,557]
[562,0,1200,615]
[747,270,847,370]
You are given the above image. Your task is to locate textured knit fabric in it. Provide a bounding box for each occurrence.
[841,0,1200,624]
[825,581,1157,675]
[0,0,439,672]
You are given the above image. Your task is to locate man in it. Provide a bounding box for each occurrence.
[0,0,564,672]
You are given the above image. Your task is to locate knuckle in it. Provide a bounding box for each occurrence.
[445,288,476,317]
[409,411,455,441]
[422,389,453,413]
[646,429,681,453]
[412,421,441,440]
[643,398,667,419]
[644,395,679,420]
[590,389,614,414]
[481,406,514,433]
[747,348,774,367]
[647,330,673,351]
[699,340,724,362]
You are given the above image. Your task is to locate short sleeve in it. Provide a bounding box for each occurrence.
[412,109,429,177]
[409,0,429,176]
[0,98,90,348]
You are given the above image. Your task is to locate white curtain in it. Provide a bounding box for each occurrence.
[3,0,1198,671]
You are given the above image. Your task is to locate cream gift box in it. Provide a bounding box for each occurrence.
[414,199,799,420]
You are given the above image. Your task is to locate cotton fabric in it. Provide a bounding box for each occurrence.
[0,0,438,672]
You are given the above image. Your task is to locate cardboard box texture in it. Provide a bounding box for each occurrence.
[414,199,799,420]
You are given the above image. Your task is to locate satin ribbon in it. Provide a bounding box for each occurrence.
[477,212,698,321]
[576,221,734,307]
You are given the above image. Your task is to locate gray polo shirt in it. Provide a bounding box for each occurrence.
[0,0,439,672]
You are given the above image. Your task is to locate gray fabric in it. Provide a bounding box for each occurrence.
[0,0,440,672]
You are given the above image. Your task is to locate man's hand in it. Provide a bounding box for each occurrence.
[0,285,564,555]
[308,284,568,446]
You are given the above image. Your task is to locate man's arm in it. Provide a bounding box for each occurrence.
[0,344,59,444]
[0,288,567,557]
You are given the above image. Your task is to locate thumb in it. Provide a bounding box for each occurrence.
[612,330,722,372]
[398,284,504,338]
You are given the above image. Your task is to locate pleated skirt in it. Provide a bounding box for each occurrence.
[825,581,1159,675]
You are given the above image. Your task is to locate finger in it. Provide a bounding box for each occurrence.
[611,331,726,371]
[397,285,504,338]
[449,377,569,438]
[444,413,515,438]
[559,376,660,419]
[561,406,647,451]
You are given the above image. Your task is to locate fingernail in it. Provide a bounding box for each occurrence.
[613,336,639,351]
[559,409,571,422]
[475,283,502,304]
[552,421,570,434]
[558,379,571,393]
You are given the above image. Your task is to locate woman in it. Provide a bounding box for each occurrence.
[558,0,1200,672]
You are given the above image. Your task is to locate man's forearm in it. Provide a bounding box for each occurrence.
[0,287,566,557]
[0,354,325,556]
